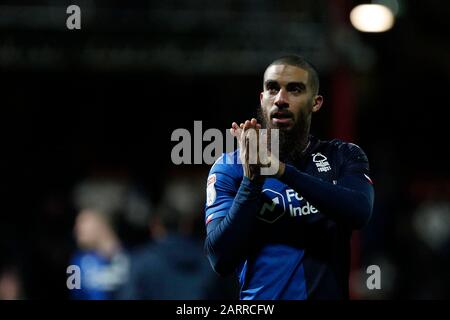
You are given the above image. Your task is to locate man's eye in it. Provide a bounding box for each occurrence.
[267,87,279,94]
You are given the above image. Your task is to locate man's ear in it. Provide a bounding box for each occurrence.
[260,92,264,103]
[312,95,323,113]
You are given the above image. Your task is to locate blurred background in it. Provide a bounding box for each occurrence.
[0,0,449,299]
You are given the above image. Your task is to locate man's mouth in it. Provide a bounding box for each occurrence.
[271,111,294,126]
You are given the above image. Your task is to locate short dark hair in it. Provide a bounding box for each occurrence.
[266,55,320,95]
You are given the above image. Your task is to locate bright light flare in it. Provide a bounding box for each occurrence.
[350,4,394,33]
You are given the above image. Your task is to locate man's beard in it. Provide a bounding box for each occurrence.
[257,107,311,162]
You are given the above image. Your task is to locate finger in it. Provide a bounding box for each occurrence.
[230,122,239,136]
[232,128,242,137]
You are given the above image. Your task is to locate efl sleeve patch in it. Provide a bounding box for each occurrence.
[206,174,217,206]
[205,213,215,224]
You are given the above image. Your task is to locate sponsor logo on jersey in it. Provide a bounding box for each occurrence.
[258,188,319,222]
[285,189,319,217]
[258,189,286,223]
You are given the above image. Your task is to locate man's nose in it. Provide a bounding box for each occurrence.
[274,88,289,108]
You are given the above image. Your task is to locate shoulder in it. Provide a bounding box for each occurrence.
[208,150,243,179]
[321,139,369,163]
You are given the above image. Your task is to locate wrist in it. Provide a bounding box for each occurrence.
[242,174,265,186]
[244,172,264,183]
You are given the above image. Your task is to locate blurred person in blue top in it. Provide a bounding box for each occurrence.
[69,177,151,299]
[71,207,128,300]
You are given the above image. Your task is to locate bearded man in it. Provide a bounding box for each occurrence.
[204,55,374,300]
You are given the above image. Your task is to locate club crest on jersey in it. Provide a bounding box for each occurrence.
[312,152,331,172]
[206,174,217,206]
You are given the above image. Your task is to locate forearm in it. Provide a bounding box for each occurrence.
[204,176,263,276]
[280,164,374,229]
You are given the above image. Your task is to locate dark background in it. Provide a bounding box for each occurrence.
[1,0,449,299]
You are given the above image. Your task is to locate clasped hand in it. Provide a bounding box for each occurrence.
[230,118,285,181]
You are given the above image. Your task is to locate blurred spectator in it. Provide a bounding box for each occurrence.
[412,201,450,256]
[70,208,129,299]
[118,171,238,299]
[406,200,450,298]
[69,176,152,299]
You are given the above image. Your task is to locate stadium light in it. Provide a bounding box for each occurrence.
[350,4,395,32]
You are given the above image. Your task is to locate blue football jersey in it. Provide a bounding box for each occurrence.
[204,135,374,299]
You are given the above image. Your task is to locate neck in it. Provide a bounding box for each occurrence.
[299,134,310,153]
[257,108,311,162]
[279,127,311,163]
[96,232,121,259]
